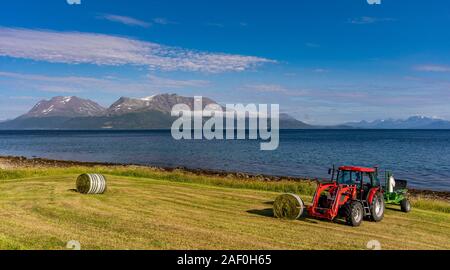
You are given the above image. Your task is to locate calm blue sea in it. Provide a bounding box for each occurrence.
[1,130,449,191]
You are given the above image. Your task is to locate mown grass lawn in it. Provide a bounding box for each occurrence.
[0,168,449,250]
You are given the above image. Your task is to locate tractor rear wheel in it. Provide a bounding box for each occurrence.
[400,199,411,213]
[345,201,364,227]
[370,192,385,222]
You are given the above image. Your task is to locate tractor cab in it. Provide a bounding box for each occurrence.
[334,166,381,200]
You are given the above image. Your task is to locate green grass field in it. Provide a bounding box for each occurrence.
[0,167,449,250]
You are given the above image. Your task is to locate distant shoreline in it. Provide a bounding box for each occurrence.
[1,155,449,202]
[2,128,450,131]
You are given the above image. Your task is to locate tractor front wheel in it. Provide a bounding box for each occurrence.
[400,199,411,213]
[345,201,364,227]
[370,192,385,222]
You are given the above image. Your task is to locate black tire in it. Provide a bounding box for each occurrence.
[400,198,411,213]
[370,192,385,222]
[344,201,364,227]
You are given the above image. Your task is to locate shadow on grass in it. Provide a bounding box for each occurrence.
[247,208,320,225]
[300,218,320,224]
[247,208,274,217]
[67,189,78,193]
[263,201,274,205]
[386,206,403,212]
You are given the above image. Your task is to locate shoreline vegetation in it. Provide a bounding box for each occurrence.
[0,155,449,249]
[1,155,449,204]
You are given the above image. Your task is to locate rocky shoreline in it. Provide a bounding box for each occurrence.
[1,155,449,202]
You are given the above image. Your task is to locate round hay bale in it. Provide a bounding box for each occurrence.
[76,174,107,194]
[273,193,304,220]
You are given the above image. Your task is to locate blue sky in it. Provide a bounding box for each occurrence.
[1,0,450,124]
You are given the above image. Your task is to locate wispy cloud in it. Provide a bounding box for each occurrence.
[243,84,308,96]
[99,14,177,27]
[415,65,450,72]
[8,96,38,100]
[244,84,289,93]
[147,75,209,88]
[0,71,210,95]
[349,16,396,24]
[0,27,274,73]
[99,14,152,28]
[305,42,320,48]
[152,18,177,25]
[312,68,329,73]
[206,22,225,28]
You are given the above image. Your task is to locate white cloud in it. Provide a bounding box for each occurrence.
[349,16,395,24]
[243,84,308,96]
[0,27,274,73]
[312,68,329,73]
[0,71,210,95]
[244,84,290,93]
[99,14,177,27]
[147,75,209,88]
[99,14,152,28]
[415,65,450,72]
[153,18,177,25]
[206,22,225,28]
[305,43,320,48]
[8,96,38,100]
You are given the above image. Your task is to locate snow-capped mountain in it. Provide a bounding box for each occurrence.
[107,94,218,115]
[0,93,325,129]
[345,116,450,129]
[19,96,106,119]
[107,96,154,115]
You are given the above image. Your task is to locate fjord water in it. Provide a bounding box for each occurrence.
[0,130,449,191]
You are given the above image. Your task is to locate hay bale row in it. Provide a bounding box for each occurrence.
[273,193,304,220]
[76,174,107,194]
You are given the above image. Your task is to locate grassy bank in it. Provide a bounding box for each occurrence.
[0,166,449,249]
[0,166,318,197]
[1,166,448,213]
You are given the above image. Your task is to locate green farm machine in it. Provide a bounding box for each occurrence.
[384,171,411,213]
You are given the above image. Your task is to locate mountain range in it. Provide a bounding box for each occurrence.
[345,116,450,129]
[1,94,449,130]
[0,94,314,129]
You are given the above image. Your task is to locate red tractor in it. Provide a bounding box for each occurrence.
[309,166,385,226]
[274,166,385,227]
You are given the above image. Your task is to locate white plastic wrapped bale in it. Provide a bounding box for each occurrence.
[76,174,107,194]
